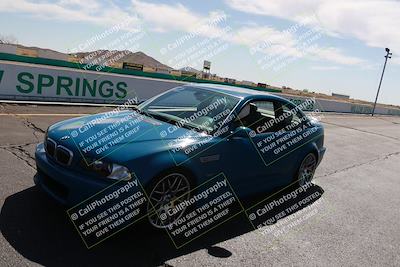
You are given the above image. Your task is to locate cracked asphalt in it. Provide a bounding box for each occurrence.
[0,103,399,266]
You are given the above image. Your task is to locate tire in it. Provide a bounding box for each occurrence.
[296,153,317,187]
[146,171,192,229]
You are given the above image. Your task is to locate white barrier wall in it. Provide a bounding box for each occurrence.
[0,44,17,55]
[1,59,399,115]
[277,93,397,115]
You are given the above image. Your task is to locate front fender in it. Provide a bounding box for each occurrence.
[124,149,203,188]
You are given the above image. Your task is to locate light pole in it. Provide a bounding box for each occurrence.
[372,48,392,116]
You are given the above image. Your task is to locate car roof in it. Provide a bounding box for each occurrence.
[186,83,274,99]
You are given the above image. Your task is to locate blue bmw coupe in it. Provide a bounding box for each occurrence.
[35,84,325,228]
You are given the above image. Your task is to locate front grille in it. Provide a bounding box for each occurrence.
[45,138,73,166]
[56,146,73,165]
[45,138,56,156]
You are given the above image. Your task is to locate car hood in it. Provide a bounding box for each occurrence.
[47,110,206,158]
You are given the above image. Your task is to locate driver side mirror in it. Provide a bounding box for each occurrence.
[231,126,252,139]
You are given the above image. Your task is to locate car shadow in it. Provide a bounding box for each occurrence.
[0,183,324,266]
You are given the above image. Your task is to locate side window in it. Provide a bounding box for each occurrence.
[276,102,304,130]
[236,101,280,133]
[235,100,306,134]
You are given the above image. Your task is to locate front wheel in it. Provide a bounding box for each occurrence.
[296,153,317,186]
[146,172,192,229]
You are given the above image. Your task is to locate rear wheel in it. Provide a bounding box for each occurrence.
[297,153,317,186]
[146,172,191,228]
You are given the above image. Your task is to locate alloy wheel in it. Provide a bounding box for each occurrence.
[298,153,317,186]
[147,173,191,228]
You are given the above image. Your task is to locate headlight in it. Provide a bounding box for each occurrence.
[83,159,131,181]
[106,163,132,181]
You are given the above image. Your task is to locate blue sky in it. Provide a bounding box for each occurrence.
[0,0,399,105]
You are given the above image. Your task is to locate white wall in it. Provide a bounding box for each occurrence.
[0,44,17,54]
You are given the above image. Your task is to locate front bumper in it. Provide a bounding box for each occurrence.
[34,143,110,206]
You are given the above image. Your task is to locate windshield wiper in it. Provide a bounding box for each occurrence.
[128,105,140,111]
[144,110,175,124]
[145,110,208,132]
[179,120,211,133]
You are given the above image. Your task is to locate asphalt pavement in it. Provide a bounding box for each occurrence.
[0,103,399,266]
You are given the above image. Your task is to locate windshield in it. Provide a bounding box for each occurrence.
[139,86,240,133]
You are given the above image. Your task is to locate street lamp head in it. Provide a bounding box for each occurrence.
[385,47,390,53]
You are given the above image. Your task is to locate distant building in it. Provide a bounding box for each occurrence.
[143,66,156,73]
[210,75,225,82]
[181,70,197,77]
[170,69,182,76]
[68,55,80,63]
[224,78,236,84]
[257,83,267,88]
[110,62,123,69]
[122,62,144,71]
[155,67,170,74]
[332,93,350,99]
[16,47,38,57]
[240,80,256,87]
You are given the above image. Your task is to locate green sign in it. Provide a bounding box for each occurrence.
[0,70,4,86]
[15,72,128,99]
[0,61,185,103]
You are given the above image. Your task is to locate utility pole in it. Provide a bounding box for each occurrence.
[372,48,392,116]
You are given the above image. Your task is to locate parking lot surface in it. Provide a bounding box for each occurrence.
[1,103,399,266]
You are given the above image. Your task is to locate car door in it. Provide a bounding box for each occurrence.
[223,98,311,197]
[219,99,283,197]
[262,100,306,185]
[253,99,318,188]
